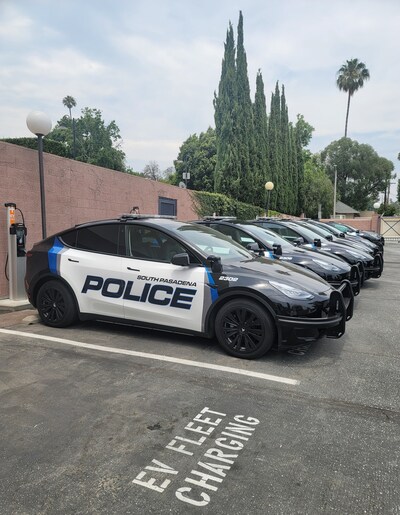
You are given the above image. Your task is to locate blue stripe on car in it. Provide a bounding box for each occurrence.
[206,267,219,303]
[48,237,64,274]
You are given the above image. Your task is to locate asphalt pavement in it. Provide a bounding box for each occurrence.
[0,244,399,514]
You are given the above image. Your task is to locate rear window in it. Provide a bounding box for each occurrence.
[61,224,123,255]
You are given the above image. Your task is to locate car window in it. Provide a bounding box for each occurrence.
[264,224,300,241]
[60,230,77,247]
[125,225,195,263]
[171,224,253,263]
[241,225,292,249]
[66,224,123,255]
[214,224,257,247]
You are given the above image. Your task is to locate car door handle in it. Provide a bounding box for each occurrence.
[68,258,79,263]
[127,267,140,271]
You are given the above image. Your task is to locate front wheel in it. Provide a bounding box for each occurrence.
[215,299,276,359]
[37,280,78,328]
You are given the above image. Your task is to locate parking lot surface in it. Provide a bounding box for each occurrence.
[1,244,399,514]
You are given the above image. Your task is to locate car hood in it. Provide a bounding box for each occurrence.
[221,256,332,294]
[280,247,349,270]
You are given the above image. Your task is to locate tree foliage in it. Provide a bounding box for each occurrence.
[142,161,162,180]
[321,137,394,211]
[62,95,77,119]
[212,13,308,215]
[174,128,216,192]
[48,107,126,171]
[303,154,334,218]
[336,59,370,137]
[192,191,264,219]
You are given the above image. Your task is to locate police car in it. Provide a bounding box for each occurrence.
[193,218,361,295]
[25,215,354,359]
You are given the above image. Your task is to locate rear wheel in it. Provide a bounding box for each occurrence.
[215,299,276,359]
[37,280,78,328]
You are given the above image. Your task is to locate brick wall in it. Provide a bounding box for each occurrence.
[0,142,197,299]
[320,216,381,233]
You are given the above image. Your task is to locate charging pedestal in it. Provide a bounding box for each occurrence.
[5,203,27,301]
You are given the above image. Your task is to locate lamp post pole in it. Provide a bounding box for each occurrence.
[26,111,52,239]
[265,181,274,216]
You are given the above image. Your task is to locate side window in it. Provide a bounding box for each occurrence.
[274,226,300,242]
[214,224,256,248]
[60,230,77,247]
[125,225,190,262]
[74,224,123,255]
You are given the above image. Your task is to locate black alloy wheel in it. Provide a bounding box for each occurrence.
[37,280,78,328]
[215,299,275,359]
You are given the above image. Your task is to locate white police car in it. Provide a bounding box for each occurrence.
[25,215,353,359]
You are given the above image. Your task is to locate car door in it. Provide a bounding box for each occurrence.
[121,224,209,332]
[59,224,125,318]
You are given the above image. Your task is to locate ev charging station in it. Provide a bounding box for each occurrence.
[4,202,27,301]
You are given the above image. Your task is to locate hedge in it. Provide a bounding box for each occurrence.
[192,191,280,220]
[1,137,68,157]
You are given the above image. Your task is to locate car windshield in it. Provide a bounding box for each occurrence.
[301,222,333,238]
[331,222,352,233]
[287,223,329,243]
[238,224,293,250]
[172,223,253,263]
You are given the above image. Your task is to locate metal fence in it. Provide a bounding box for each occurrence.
[380,216,400,243]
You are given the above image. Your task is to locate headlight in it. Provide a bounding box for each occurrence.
[269,280,314,300]
[312,258,340,272]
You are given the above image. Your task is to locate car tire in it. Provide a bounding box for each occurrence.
[37,280,78,328]
[215,299,276,359]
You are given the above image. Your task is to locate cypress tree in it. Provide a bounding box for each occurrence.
[280,85,290,213]
[295,125,305,215]
[267,82,283,211]
[289,123,299,215]
[235,11,256,202]
[253,70,269,207]
[214,23,239,196]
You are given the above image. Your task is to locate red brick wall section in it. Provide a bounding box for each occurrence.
[320,216,381,233]
[0,142,197,299]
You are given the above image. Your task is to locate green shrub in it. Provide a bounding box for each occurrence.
[192,191,267,220]
[1,137,68,157]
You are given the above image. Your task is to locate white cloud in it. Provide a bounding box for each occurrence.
[0,0,399,177]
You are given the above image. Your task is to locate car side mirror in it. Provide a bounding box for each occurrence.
[171,253,190,266]
[339,232,345,238]
[326,234,333,241]
[273,244,282,256]
[314,238,322,248]
[207,255,223,273]
[294,237,305,246]
[246,242,262,253]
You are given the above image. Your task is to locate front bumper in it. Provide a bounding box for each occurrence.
[277,280,354,347]
[330,264,361,296]
[364,254,384,279]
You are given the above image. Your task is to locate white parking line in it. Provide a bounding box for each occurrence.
[0,328,300,385]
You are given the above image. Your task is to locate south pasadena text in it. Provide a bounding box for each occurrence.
[132,406,259,507]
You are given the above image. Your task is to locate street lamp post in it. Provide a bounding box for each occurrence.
[265,181,274,216]
[26,111,52,239]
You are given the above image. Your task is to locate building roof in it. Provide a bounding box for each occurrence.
[335,200,359,214]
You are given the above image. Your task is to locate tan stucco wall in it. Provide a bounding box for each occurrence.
[0,142,197,298]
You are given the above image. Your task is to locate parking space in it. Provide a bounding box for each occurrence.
[1,245,399,513]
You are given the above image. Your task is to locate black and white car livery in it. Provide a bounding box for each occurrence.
[25,215,354,359]
[193,218,361,295]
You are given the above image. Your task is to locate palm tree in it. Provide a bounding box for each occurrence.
[62,96,77,158]
[62,95,77,119]
[336,59,370,137]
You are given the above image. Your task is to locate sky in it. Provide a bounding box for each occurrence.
[1,0,399,200]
